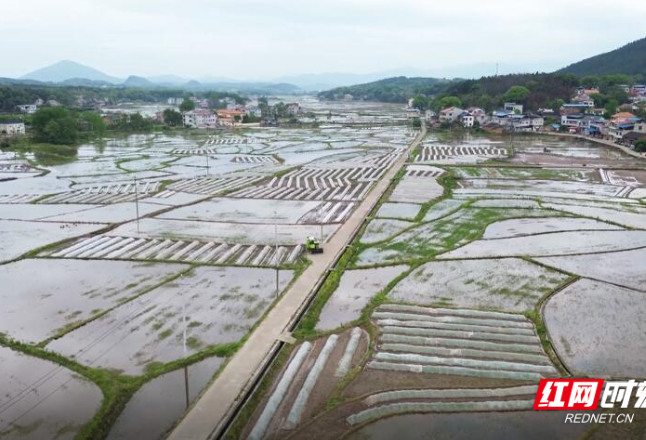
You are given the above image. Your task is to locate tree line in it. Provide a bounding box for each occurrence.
[409,73,644,115]
[0,83,246,112]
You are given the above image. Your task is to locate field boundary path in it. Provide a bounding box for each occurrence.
[168,123,427,440]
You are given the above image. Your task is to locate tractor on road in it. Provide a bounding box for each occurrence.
[305,236,323,254]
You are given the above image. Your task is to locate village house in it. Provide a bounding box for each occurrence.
[560,103,590,115]
[537,108,556,116]
[286,103,301,116]
[503,102,523,114]
[505,114,544,132]
[406,108,420,120]
[607,112,640,141]
[577,87,600,96]
[459,112,475,128]
[587,116,607,137]
[631,84,646,96]
[183,109,217,128]
[439,107,464,124]
[424,109,436,121]
[0,120,26,136]
[466,107,487,125]
[490,109,513,125]
[616,119,646,148]
[16,104,38,114]
[620,131,646,149]
[167,97,183,106]
[571,94,595,107]
[217,109,245,127]
[245,106,262,118]
[560,114,606,136]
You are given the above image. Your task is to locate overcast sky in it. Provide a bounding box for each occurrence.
[2,0,645,80]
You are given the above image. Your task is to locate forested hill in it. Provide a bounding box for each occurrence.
[441,73,579,111]
[317,76,454,103]
[558,37,646,77]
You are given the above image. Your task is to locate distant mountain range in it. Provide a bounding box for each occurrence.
[9,60,561,93]
[558,36,646,77]
[5,36,645,96]
[9,60,302,94]
[22,60,121,84]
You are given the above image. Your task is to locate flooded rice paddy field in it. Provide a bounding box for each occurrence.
[388,258,569,312]
[0,116,418,439]
[316,266,409,331]
[237,131,646,440]
[360,218,413,245]
[480,216,622,238]
[0,346,102,440]
[355,207,564,266]
[536,247,646,291]
[0,259,187,343]
[48,266,294,374]
[106,355,224,440]
[544,279,646,378]
[375,202,420,220]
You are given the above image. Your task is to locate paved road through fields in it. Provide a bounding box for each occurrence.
[168,123,427,440]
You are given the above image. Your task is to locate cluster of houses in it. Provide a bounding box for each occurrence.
[408,101,545,132]
[555,87,645,148]
[2,95,304,135]
[15,98,63,114]
[174,99,300,129]
[406,83,646,151]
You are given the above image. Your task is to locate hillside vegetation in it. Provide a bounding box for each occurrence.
[558,37,646,77]
[318,76,454,103]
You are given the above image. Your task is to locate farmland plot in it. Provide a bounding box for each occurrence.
[0,346,102,440]
[356,207,563,266]
[537,247,646,291]
[317,266,409,330]
[107,355,224,440]
[47,266,294,374]
[544,279,646,378]
[0,259,186,343]
[389,258,569,312]
[481,217,622,239]
[441,230,646,259]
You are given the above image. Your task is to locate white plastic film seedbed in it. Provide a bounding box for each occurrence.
[49,235,303,266]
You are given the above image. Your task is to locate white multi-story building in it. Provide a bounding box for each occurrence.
[459,112,475,128]
[504,102,523,114]
[182,109,217,128]
[245,106,262,118]
[0,120,26,136]
[16,104,38,114]
[439,107,464,123]
[167,97,184,105]
[498,113,544,132]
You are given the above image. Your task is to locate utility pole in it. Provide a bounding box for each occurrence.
[319,203,324,242]
[274,210,279,299]
[134,176,140,233]
[206,154,210,176]
[182,275,190,409]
